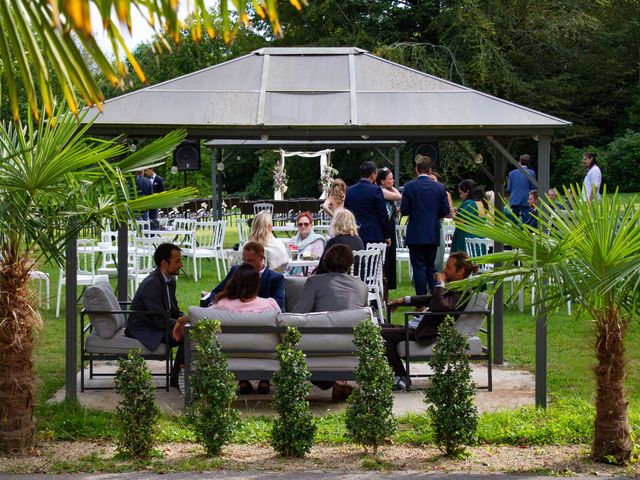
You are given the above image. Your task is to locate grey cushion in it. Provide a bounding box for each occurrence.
[226,358,280,372]
[277,307,372,354]
[397,336,484,357]
[188,306,279,358]
[82,283,125,339]
[284,276,307,312]
[456,292,490,337]
[306,356,359,371]
[85,328,167,355]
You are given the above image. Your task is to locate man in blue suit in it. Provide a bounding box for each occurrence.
[200,241,285,310]
[344,161,390,246]
[400,156,451,296]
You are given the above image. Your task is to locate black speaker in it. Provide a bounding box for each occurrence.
[173,140,201,171]
[415,142,440,168]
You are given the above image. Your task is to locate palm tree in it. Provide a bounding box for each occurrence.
[452,186,640,463]
[0,0,306,122]
[0,105,196,454]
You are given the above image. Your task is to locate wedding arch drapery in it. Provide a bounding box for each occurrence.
[274,148,335,200]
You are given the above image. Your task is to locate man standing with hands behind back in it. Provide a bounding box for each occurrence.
[401,155,451,296]
[344,161,390,247]
[145,167,165,229]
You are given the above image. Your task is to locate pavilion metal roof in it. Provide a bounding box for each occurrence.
[84,47,570,139]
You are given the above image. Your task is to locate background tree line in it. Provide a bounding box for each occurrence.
[67,1,640,198]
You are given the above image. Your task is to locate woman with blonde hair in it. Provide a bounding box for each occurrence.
[315,208,364,274]
[322,178,347,216]
[248,211,290,272]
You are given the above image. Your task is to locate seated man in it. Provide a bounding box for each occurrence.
[381,252,479,391]
[200,241,285,311]
[292,244,368,401]
[125,243,187,390]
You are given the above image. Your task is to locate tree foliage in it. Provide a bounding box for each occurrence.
[345,319,396,456]
[187,319,240,456]
[453,186,640,463]
[424,316,478,457]
[271,326,316,457]
[114,350,160,458]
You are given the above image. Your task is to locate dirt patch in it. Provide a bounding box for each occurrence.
[1,441,638,475]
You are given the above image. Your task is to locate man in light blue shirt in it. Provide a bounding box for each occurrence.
[507,154,536,222]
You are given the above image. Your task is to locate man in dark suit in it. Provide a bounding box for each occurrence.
[344,161,390,246]
[200,241,285,310]
[145,167,165,229]
[125,243,187,389]
[134,170,153,220]
[400,155,451,296]
[381,252,478,390]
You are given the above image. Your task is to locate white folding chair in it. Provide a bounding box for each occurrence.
[56,239,109,317]
[29,270,50,309]
[236,218,251,246]
[366,242,387,312]
[181,220,228,282]
[128,237,160,296]
[253,202,274,215]
[395,224,412,281]
[464,237,494,272]
[351,249,385,322]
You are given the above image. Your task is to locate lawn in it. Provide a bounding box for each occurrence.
[29,212,640,447]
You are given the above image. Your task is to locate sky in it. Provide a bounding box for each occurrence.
[90,1,217,53]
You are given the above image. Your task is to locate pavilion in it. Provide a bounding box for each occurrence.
[73,47,571,406]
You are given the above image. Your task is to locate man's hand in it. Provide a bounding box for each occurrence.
[385,238,391,247]
[388,297,405,312]
[172,315,189,342]
[434,272,447,284]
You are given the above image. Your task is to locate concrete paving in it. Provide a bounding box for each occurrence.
[50,361,536,415]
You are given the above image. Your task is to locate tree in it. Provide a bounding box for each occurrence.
[453,186,640,464]
[0,105,196,454]
[0,0,306,122]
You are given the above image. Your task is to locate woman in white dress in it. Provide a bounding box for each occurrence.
[582,151,602,203]
[248,211,290,272]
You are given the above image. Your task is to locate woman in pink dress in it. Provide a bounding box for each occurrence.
[214,264,281,394]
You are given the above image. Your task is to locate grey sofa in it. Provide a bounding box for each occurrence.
[184,306,374,402]
[80,282,171,391]
[398,292,492,390]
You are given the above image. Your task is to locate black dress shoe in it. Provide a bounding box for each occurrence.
[257,380,271,394]
[238,380,253,395]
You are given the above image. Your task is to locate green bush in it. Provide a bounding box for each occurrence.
[114,350,161,458]
[186,319,240,456]
[424,316,478,457]
[606,131,640,192]
[271,326,316,457]
[345,320,396,456]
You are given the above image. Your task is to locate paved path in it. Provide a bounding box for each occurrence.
[50,362,536,415]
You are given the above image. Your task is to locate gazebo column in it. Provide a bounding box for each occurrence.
[65,226,78,401]
[535,135,551,408]
[117,221,128,301]
[394,147,400,186]
[210,147,219,221]
[492,145,506,365]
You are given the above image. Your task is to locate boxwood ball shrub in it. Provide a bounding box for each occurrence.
[424,316,478,457]
[187,319,240,456]
[271,326,316,457]
[114,349,160,458]
[345,319,396,456]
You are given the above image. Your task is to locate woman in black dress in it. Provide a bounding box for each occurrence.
[376,168,401,290]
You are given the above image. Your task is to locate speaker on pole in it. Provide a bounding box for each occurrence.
[173,140,201,171]
[414,142,440,169]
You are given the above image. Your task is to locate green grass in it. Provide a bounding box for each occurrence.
[30,218,640,447]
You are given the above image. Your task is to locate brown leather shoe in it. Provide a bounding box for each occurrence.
[257,380,271,394]
[331,383,353,402]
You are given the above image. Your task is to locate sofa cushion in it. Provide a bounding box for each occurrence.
[396,336,484,357]
[277,307,372,355]
[284,276,307,312]
[226,358,280,373]
[456,292,490,337]
[306,356,359,371]
[85,328,167,355]
[82,283,125,339]
[188,306,279,358]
